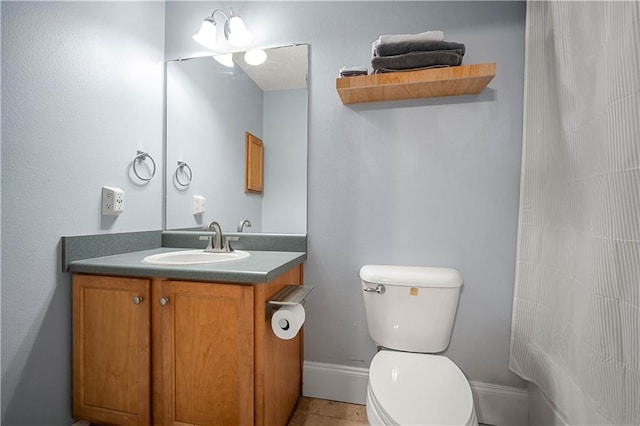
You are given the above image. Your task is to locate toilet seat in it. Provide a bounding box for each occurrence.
[368,351,476,426]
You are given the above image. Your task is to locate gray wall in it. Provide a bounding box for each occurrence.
[166,1,526,388]
[1,2,165,424]
[1,1,526,424]
[166,57,264,230]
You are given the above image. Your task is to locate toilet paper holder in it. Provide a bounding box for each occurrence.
[266,284,314,318]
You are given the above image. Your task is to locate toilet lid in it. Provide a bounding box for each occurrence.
[369,351,474,426]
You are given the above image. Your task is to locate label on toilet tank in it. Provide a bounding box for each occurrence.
[410,287,419,296]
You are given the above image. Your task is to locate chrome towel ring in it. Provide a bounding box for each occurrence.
[175,161,193,187]
[133,151,156,182]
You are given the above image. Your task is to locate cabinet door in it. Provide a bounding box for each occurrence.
[73,275,150,425]
[157,280,254,426]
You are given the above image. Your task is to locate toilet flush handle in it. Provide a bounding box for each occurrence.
[363,284,386,295]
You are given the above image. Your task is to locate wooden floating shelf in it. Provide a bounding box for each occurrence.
[336,62,496,105]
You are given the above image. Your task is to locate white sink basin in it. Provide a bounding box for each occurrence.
[142,249,250,265]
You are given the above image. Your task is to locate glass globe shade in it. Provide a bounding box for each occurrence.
[192,20,217,50]
[244,49,267,66]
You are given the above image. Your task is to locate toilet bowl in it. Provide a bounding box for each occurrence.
[360,265,477,426]
[366,351,477,426]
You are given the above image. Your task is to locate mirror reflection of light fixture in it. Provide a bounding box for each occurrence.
[244,49,268,66]
[213,53,234,68]
[192,9,253,49]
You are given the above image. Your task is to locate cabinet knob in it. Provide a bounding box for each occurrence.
[159,297,170,306]
[132,296,143,305]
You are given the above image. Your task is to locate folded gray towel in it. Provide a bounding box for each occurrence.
[373,64,451,74]
[376,31,445,45]
[340,66,369,77]
[373,40,466,58]
[371,51,463,72]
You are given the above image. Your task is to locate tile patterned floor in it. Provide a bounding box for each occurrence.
[77,396,489,425]
[288,397,492,426]
[288,397,368,426]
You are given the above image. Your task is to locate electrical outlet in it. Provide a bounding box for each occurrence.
[193,195,206,215]
[102,186,124,215]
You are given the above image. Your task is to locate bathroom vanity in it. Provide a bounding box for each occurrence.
[66,242,305,426]
[64,39,310,425]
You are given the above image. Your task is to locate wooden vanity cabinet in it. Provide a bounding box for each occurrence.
[153,279,255,425]
[253,265,304,426]
[72,275,151,425]
[72,264,303,426]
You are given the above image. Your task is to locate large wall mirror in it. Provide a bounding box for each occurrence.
[165,44,308,233]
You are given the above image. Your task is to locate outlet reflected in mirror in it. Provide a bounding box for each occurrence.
[165,44,308,233]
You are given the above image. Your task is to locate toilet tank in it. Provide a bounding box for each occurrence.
[360,265,463,353]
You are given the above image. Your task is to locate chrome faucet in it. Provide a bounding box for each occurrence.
[202,220,223,252]
[237,219,252,232]
[200,220,239,253]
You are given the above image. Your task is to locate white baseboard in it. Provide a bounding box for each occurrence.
[470,380,528,426]
[303,361,529,426]
[528,382,568,426]
[303,361,369,405]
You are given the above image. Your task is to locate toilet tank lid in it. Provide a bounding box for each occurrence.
[360,265,463,288]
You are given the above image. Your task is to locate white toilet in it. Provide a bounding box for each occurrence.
[360,264,477,426]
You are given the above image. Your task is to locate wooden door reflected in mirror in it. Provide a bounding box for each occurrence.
[245,132,263,194]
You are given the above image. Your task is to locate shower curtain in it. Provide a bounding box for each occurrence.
[510,1,639,425]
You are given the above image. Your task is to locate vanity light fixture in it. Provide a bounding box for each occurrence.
[244,49,267,66]
[192,9,253,49]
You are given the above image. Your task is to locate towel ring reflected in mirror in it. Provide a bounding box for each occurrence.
[175,161,193,187]
[133,150,156,182]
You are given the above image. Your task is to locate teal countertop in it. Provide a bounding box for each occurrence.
[67,247,306,284]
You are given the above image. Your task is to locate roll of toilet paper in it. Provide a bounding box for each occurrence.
[271,304,305,340]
